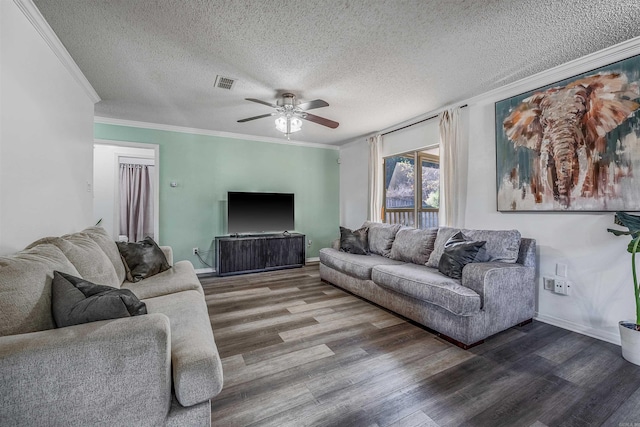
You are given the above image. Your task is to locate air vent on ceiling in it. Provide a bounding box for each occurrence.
[214,75,237,90]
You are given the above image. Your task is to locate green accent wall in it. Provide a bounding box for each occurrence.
[95,123,340,267]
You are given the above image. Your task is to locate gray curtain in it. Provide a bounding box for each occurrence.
[120,163,154,242]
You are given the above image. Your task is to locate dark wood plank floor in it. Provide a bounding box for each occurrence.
[200,264,640,427]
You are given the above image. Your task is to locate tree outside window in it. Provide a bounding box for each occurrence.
[384,150,439,228]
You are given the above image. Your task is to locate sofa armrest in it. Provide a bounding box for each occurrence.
[461,261,536,337]
[0,314,172,426]
[161,245,174,265]
[462,262,535,309]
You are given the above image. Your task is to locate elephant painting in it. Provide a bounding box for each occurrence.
[499,72,640,210]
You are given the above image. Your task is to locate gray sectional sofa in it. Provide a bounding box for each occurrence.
[320,222,537,347]
[0,226,222,426]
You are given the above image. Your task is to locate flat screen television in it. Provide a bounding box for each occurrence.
[227,192,295,234]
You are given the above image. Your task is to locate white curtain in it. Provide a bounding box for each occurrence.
[120,163,154,242]
[368,134,383,222]
[439,108,466,227]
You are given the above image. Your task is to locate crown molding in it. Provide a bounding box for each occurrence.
[13,0,100,103]
[94,116,340,151]
[467,35,640,106]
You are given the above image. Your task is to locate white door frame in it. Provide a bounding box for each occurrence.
[94,139,160,241]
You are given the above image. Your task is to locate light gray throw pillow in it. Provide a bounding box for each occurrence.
[427,227,522,267]
[389,227,438,265]
[362,221,401,258]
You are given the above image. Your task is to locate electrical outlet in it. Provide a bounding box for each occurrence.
[193,248,199,255]
[543,277,555,290]
[307,240,312,247]
[554,280,571,295]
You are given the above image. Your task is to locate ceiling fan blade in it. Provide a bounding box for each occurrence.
[245,98,278,108]
[301,113,339,129]
[297,99,329,111]
[237,112,276,123]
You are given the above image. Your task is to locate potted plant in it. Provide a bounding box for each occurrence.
[608,211,640,365]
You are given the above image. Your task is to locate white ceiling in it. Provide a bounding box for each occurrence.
[33,0,640,146]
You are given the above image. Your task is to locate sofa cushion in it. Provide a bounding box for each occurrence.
[319,248,404,280]
[117,237,171,282]
[363,221,401,257]
[82,226,127,284]
[389,227,438,265]
[438,231,487,279]
[427,227,522,268]
[371,263,481,316]
[0,244,81,337]
[339,226,369,255]
[29,233,121,288]
[144,290,224,407]
[464,228,521,263]
[51,271,146,328]
[123,260,203,299]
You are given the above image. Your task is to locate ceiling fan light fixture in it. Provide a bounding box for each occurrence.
[275,116,302,135]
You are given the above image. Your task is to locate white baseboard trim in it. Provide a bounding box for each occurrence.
[195,267,216,275]
[534,312,620,346]
[306,257,320,263]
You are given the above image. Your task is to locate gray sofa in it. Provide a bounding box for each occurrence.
[0,226,223,426]
[320,222,537,347]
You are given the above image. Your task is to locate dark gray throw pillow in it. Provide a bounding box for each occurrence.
[339,226,369,255]
[438,231,487,279]
[117,237,170,282]
[51,271,147,328]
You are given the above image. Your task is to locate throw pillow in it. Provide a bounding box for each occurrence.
[116,237,170,282]
[389,227,438,265]
[339,226,369,255]
[426,226,458,268]
[438,231,487,279]
[363,221,401,258]
[51,271,147,328]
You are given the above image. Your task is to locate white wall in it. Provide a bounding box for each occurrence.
[93,144,156,240]
[0,1,96,254]
[339,140,369,229]
[339,37,640,345]
[463,38,640,344]
[339,120,440,230]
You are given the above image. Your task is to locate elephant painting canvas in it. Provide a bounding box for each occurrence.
[496,55,640,211]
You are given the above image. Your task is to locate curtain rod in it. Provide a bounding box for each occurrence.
[381,104,468,136]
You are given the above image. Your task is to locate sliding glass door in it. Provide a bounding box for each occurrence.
[383,150,439,229]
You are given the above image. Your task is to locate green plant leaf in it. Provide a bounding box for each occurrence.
[615,212,640,233]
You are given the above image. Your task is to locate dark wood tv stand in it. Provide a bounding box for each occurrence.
[215,233,305,276]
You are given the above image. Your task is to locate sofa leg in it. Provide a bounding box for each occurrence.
[436,333,484,350]
[517,318,533,327]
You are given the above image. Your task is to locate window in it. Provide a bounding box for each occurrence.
[383,149,439,228]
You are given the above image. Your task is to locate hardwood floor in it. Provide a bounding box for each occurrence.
[201,264,640,427]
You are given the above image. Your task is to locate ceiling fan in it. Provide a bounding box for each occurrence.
[238,93,339,139]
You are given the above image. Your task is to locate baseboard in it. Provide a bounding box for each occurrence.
[534,312,620,346]
[306,257,320,263]
[195,267,216,275]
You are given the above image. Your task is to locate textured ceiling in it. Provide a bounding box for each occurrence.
[33,0,640,146]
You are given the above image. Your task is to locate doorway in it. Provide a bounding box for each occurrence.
[93,141,160,242]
